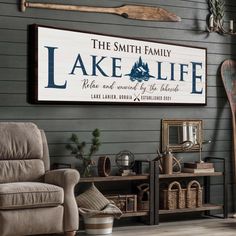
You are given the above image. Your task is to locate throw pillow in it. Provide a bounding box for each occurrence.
[76,183,110,210]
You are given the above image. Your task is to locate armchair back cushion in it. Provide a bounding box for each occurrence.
[0,123,47,183]
[0,159,45,183]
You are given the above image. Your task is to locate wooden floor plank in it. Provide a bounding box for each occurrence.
[77,218,236,236]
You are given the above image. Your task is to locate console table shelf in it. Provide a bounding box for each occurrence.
[159,204,223,215]
[121,211,149,218]
[80,175,149,183]
[159,172,223,179]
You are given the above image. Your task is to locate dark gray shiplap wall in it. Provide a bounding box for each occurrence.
[0,0,236,211]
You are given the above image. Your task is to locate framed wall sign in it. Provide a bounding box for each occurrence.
[29,25,207,105]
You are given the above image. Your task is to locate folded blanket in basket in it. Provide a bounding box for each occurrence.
[79,203,123,219]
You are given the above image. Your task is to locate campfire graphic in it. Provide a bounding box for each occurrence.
[125,57,155,82]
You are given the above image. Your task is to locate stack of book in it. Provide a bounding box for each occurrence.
[182,162,214,173]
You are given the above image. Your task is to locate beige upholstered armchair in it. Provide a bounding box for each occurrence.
[0,122,80,236]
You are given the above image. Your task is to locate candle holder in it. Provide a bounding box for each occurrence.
[116,150,136,176]
[207,0,236,35]
[198,140,211,163]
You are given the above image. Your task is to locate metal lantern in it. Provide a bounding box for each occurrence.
[115,150,135,176]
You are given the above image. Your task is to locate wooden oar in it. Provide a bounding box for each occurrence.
[221,59,236,181]
[20,0,181,22]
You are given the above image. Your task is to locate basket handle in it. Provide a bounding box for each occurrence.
[187,180,202,208]
[168,181,182,191]
[187,180,201,191]
[137,183,149,192]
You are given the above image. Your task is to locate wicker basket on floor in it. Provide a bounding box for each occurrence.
[83,215,114,235]
[186,180,202,208]
[160,181,185,210]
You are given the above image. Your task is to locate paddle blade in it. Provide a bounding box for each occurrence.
[221,59,236,109]
[118,5,181,22]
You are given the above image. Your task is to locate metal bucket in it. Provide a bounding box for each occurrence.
[84,215,114,235]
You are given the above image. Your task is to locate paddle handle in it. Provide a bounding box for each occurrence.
[232,111,236,181]
[21,1,117,14]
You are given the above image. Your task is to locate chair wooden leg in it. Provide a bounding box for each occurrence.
[65,231,76,236]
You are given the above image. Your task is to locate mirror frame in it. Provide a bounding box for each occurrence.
[161,119,203,152]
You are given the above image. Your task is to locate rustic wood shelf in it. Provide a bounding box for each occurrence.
[121,211,149,218]
[159,204,223,215]
[79,211,148,220]
[80,175,149,183]
[159,172,223,179]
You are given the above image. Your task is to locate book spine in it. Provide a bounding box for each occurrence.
[182,168,215,173]
[184,163,214,169]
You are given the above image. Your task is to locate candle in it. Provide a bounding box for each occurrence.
[182,123,187,142]
[188,125,193,143]
[210,15,214,28]
[121,155,129,167]
[230,20,234,32]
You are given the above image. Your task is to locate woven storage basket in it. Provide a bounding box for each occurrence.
[83,215,114,235]
[186,180,202,208]
[106,194,137,213]
[137,183,149,211]
[160,181,185,210]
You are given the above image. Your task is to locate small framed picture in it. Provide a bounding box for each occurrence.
[51,163,72,170]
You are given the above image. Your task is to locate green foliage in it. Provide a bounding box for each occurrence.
[66,128,101,162]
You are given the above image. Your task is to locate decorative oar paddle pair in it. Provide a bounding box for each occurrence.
[221,60,236,173]
[221,60,236,216]
[20,0,181,22]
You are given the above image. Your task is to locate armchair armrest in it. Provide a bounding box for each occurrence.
[45,168,80,188]
[45,169,80,232]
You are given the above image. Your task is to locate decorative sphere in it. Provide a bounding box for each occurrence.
[115,150,135,170]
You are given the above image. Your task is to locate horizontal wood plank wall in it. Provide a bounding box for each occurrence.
[0,0,235,211]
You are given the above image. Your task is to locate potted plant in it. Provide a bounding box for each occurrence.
[66,129,101,177]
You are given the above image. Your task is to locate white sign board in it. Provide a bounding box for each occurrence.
[31,25,207,104]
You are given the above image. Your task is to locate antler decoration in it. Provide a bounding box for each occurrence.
[207,0,236,35]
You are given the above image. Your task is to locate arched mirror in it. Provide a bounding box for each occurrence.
[162,119,203,152]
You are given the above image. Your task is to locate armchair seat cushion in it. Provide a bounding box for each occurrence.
[0,182,64,210]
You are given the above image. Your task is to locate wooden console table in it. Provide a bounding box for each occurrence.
[78,157,227,226]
